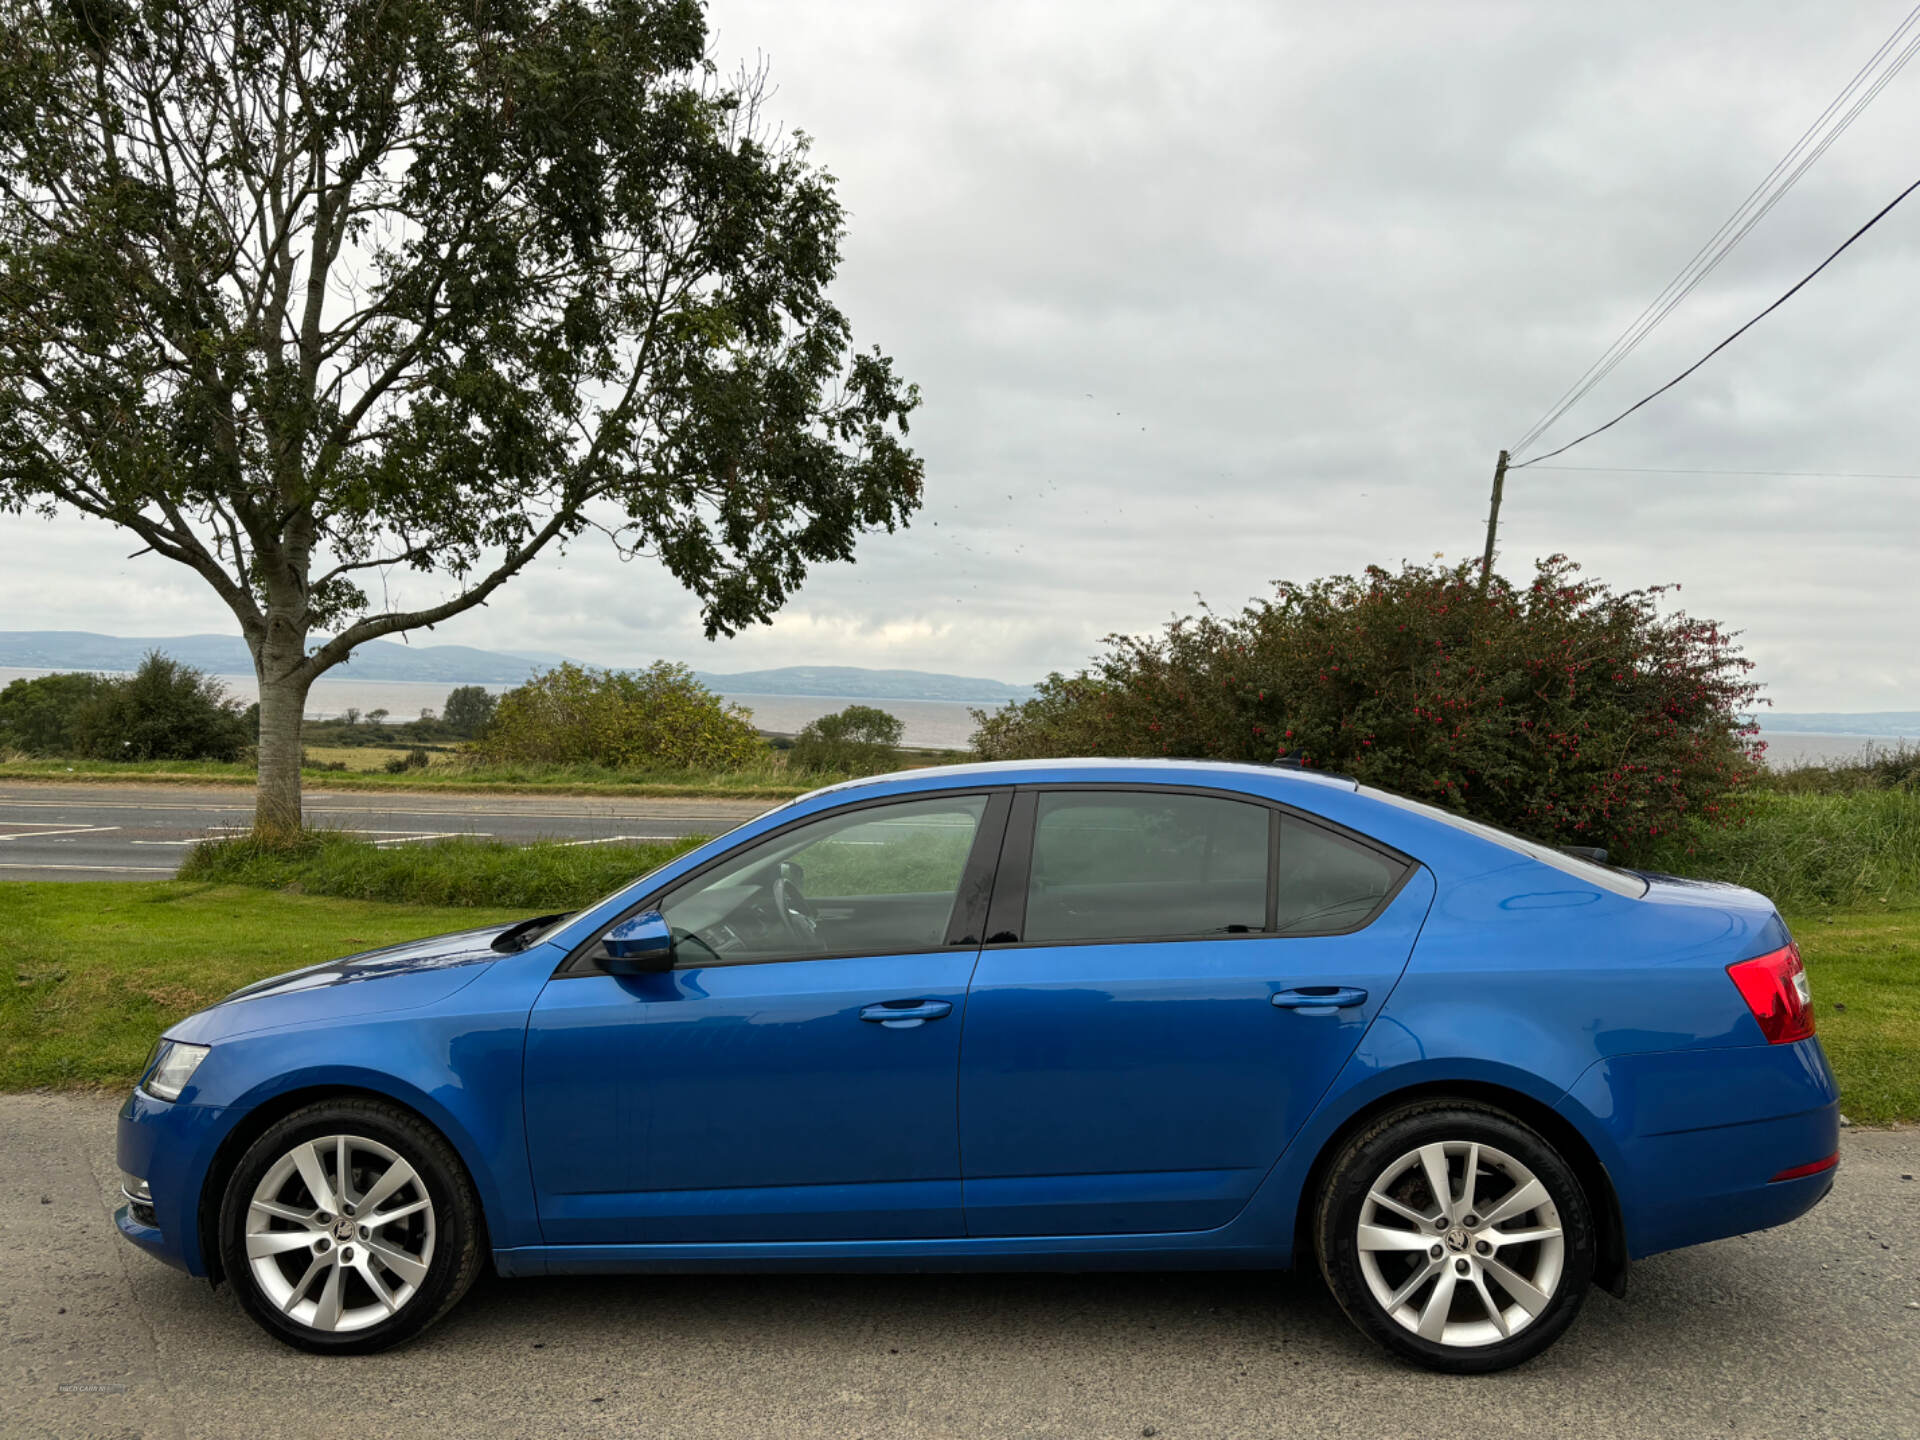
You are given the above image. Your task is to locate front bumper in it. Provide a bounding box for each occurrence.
[115,1088,231,1277]
[1558,1036,1841,1259]
[113,1201,180,1268]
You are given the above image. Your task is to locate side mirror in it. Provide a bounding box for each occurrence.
[601,910,673,974]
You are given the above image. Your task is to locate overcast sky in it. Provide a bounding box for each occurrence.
[5,0,1918,710]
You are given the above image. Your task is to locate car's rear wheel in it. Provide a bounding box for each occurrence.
[1314,1099,1595,1373]
[218,1097,484,1354]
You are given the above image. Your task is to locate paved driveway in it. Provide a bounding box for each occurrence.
[2,1093,1915,1439]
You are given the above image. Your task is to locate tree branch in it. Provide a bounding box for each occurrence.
[303,498,587,679]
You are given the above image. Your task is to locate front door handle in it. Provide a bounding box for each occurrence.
[1270,986,1369,1011]
[860,999,953,1028]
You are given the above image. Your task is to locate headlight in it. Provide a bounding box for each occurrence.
[142,1040,210,1101]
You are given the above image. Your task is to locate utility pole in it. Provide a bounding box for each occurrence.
[1478,449,1509,595]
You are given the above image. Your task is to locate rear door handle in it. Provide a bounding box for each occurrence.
[860,999,953,1028]
[1270,986,1369,1011]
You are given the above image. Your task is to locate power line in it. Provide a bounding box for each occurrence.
[1511,11,1920,455]
[1511,175,1920,470]
[1512,14,1920,455]
[1509,5,1920,457]
[1527,464,1920,479]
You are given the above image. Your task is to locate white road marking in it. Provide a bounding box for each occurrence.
[548,835,683,847]
[0,862,175,873]
[324,829,487,840]
[129,829,251,846]
[125,825,495,848]
[368,832,492,847]
[0,825,122,841]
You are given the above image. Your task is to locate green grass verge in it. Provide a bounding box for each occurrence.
[0,883,524,1090]
[1785,906,1920,1126]
[177,830,703,909]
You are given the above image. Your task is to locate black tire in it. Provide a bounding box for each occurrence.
[218,1097,485,1355]
[1314,1098,1595,1374]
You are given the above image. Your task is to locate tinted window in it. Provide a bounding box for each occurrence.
[1275,816,1406,933]
[639,794,989,965]
[1024,792,1270,943]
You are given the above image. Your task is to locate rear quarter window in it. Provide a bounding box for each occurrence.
[1275,816,1408,933]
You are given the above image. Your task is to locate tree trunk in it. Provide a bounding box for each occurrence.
[253,644,312,840]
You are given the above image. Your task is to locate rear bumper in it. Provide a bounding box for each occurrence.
[1557,1037,1840,1259]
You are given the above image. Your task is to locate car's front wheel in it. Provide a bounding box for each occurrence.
[218,1097,484,1354]
[1314,1098,1595,1373]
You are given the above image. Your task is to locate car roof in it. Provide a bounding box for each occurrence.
[792,756,1359,807]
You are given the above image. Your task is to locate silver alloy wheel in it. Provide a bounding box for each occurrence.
[244,1133,436,1334]
[1355,1140,1566,1348]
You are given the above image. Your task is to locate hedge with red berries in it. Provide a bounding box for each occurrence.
[971,556,1762,857]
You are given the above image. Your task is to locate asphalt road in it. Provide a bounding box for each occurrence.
[0,783,774,880]
[2,1093,1915,1440]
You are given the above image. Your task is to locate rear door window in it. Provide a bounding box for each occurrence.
[1024,791,1271,943]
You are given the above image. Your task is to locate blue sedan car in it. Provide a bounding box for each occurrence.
[116,759,1838,1372]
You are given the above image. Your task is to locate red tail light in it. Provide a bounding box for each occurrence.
[1726,943,1815,1045]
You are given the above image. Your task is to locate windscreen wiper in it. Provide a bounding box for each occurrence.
[491,913,569,953]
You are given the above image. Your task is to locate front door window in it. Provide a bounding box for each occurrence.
[653,793,992,964]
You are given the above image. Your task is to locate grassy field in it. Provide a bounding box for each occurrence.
[1782,906,1919,1126]
[0,883,523,1090]
[301,744,441,772]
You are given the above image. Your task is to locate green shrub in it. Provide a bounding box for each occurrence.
[72,653,252,762]
[179,829,705,909]
[3,653,252,762]
[472,661,763,771]
[0,671,113,755]
[442,685,498,738]
[972,556,1760,859]
[383,747,431,774]
[787,704,905,775]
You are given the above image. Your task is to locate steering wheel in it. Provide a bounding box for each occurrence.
[772,872,824,951]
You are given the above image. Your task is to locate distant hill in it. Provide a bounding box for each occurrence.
[0,631,558,683]
[693,665,1033,703]
[0,632,1034,703]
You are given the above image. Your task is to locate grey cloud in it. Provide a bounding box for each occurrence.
[7,0,1917,708]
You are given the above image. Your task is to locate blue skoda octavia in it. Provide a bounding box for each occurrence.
[116,759,1838,1372]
